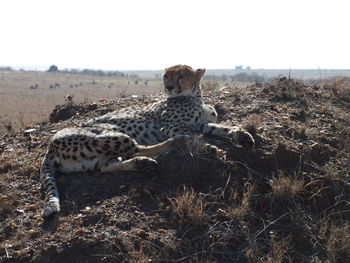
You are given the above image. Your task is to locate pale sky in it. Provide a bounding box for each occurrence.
[1,0,349,70]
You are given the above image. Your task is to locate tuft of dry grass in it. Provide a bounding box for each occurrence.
[127,246,152,263]
[264,235,291,263]
[325,77,350,102]
[227,181,255,221]
[326,223,350,263]
[170,186,207,228]
[244,233,291,263]
[269,173,304,201]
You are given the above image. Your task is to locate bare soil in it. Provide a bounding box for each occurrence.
[1,78,349,262]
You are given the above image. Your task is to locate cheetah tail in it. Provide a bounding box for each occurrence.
[40,152,60,218]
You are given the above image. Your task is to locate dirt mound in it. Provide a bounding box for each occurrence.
[1,79,349,262]
[49,103,98,123]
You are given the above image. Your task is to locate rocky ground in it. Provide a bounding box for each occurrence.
[1,78,349,262]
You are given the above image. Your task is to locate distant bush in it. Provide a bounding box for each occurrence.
[48,65,58,72]
[231,72,266,82]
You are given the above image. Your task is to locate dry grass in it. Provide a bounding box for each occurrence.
[127,245,152,263]
[269,173,304,201]
[264,236,291,263]
[227,181,255,221]
[170,186,208,228]
[325,77,350,102]
[326,224,350,263]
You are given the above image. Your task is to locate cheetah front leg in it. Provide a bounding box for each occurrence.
[203,123,255,147]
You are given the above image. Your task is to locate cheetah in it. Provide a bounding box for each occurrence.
[84,65,254,146]
[41,65,254,218]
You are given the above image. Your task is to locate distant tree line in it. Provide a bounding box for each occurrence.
[47,65,132,77]
[204,72,266,82]
[60,68,127,77]
[0,66,14,71]
[230,72,266,82]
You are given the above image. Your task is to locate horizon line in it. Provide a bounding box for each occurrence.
[2,65,350,71]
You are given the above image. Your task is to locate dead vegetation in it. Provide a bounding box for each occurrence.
[0,77,349,262]
[170,186,208,229]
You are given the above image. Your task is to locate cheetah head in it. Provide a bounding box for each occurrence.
[163,65,206,98]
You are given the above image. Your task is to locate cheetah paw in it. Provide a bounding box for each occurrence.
[229,130,255,147]
[135,157,158,173]
[205,144,220,155]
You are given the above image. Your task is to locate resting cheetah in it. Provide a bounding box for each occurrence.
[84,65,253,145]
[41,65,254,218]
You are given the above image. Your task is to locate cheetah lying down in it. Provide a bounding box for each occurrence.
[41,65,254,218]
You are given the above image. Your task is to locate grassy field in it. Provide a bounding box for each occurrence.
[0,71,164,134]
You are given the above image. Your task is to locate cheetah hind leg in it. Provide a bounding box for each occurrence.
[101,156,158,173]
[135,135,190,157]
[101,135,190,173]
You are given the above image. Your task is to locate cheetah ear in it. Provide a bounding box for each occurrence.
[196,68,206,79]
